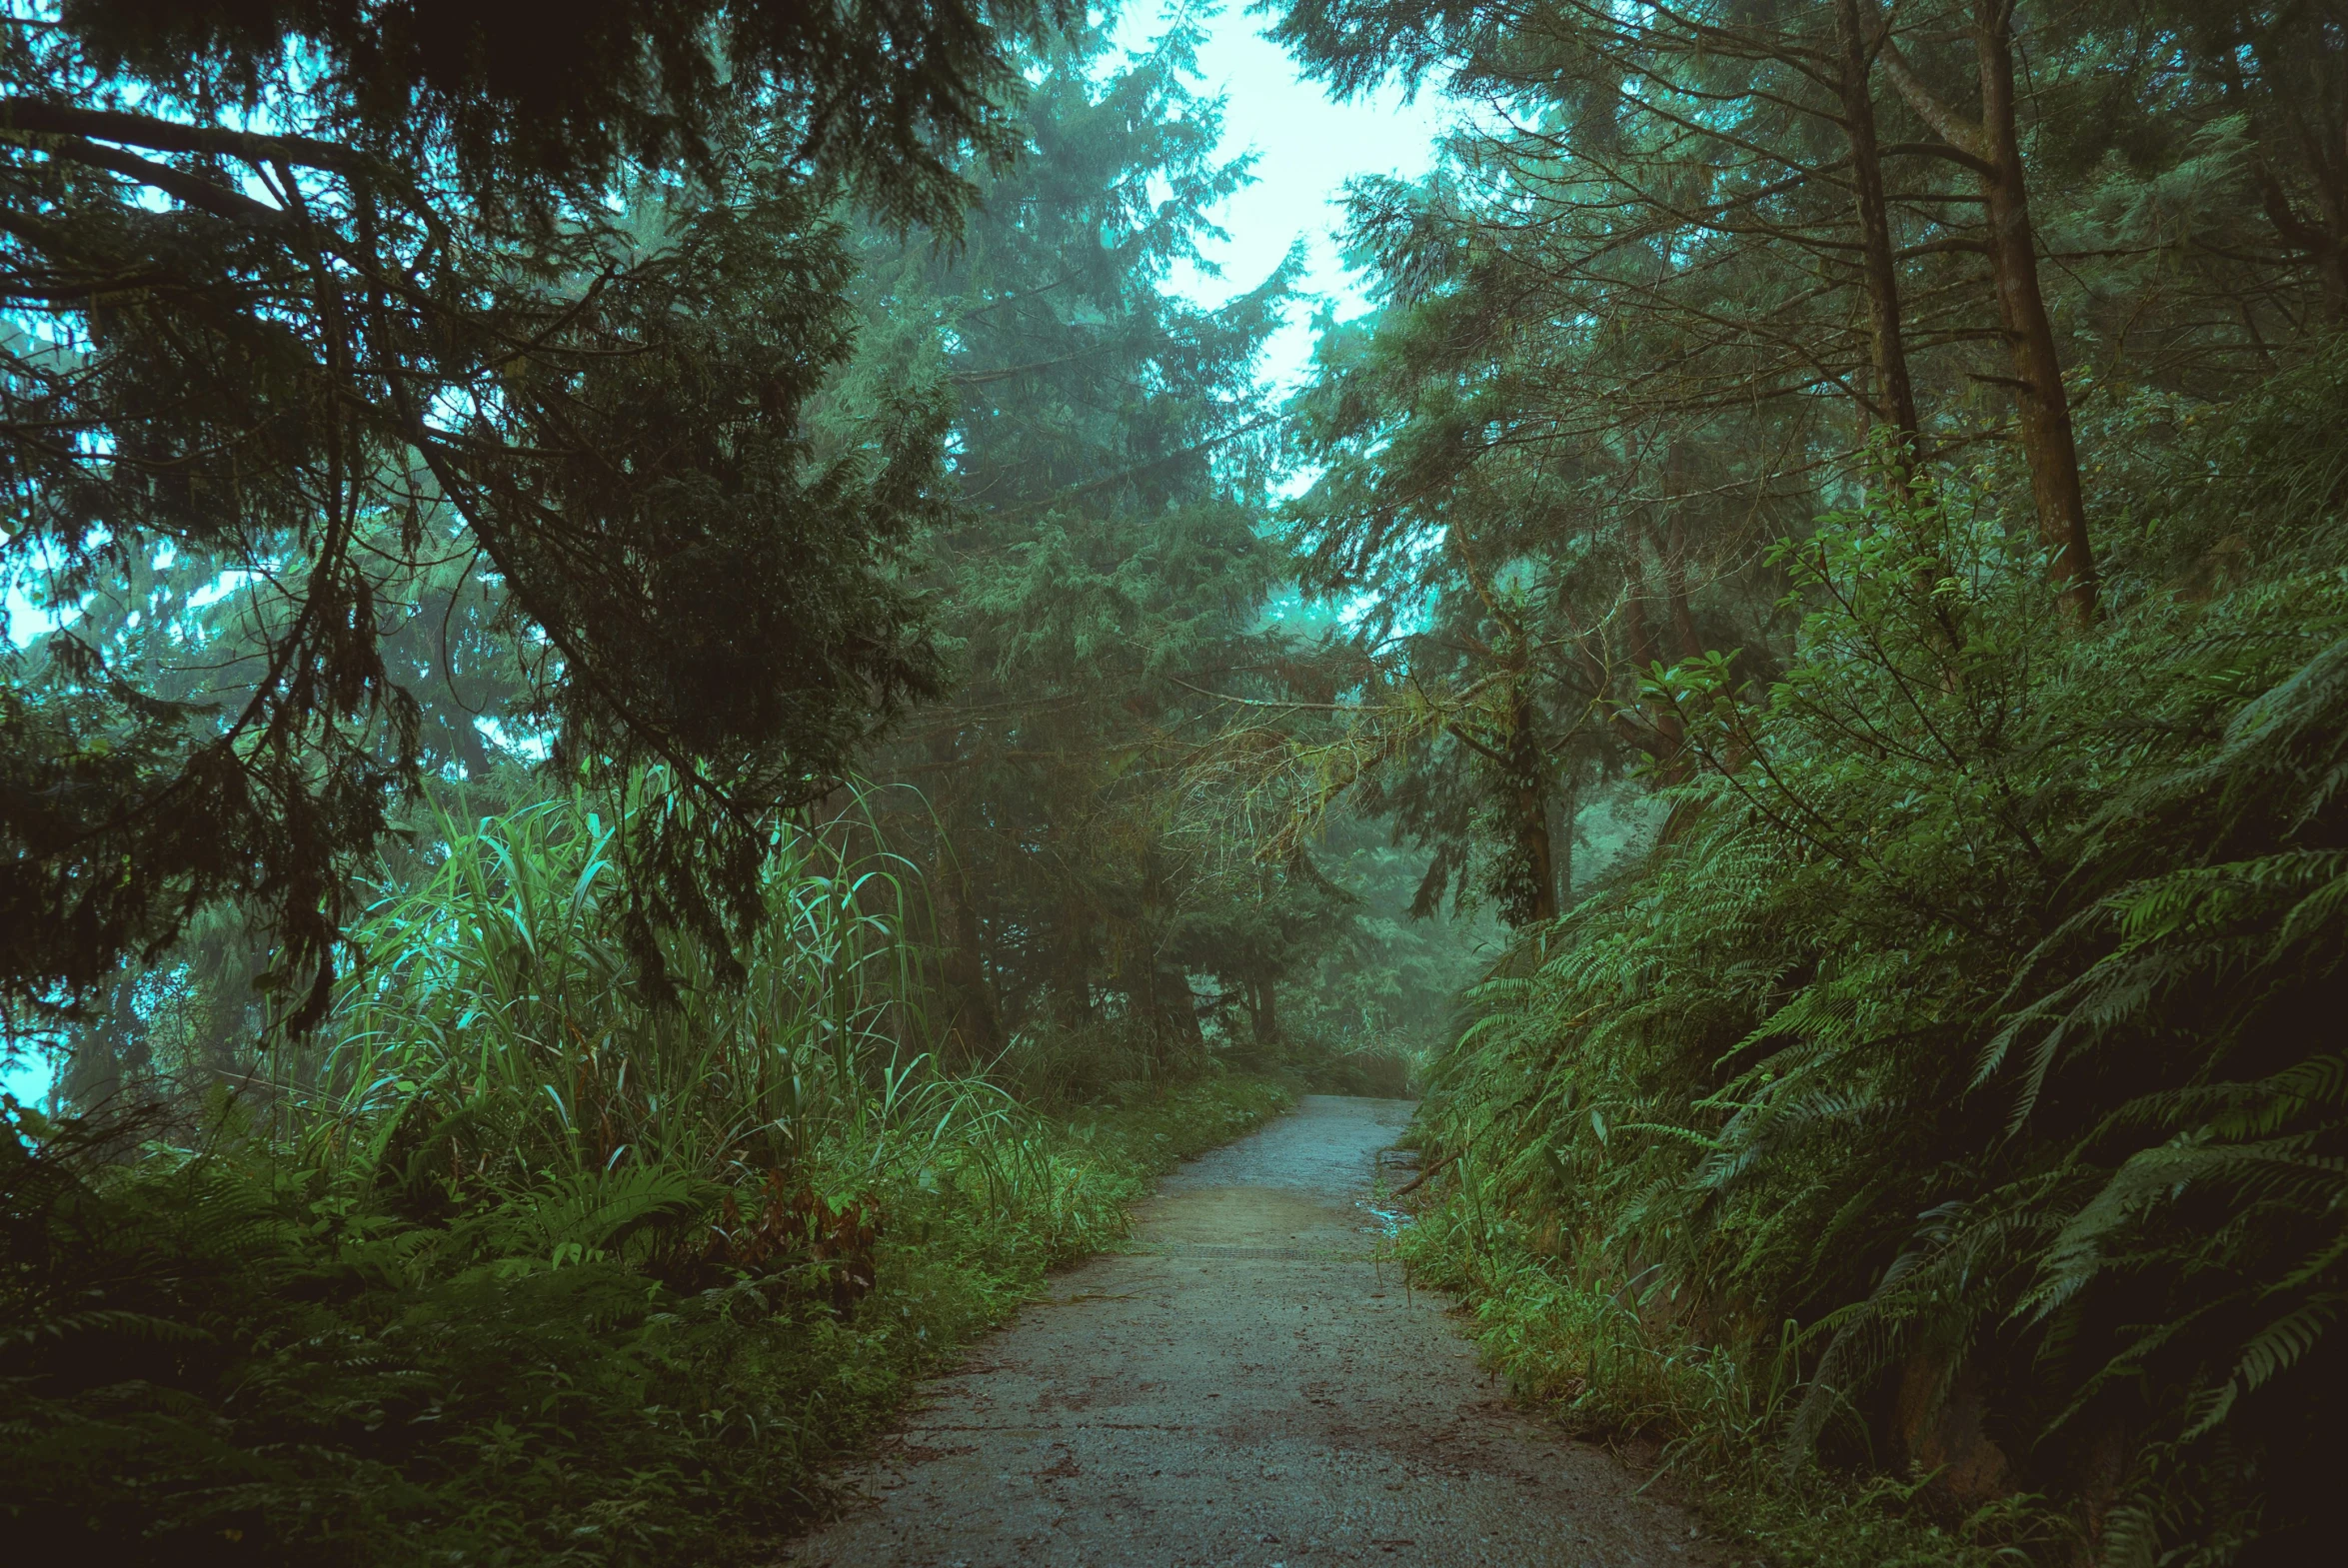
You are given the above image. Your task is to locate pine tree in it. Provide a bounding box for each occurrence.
[849,14,1336,1054]
[1,2,1058,1031]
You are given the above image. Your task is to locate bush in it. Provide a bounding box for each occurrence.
[1,780,1293,1564]
[0,1074,1289,1565]
[1401,391,2348,1564]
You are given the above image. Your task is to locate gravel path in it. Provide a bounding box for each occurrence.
[787,1094,1723,1567]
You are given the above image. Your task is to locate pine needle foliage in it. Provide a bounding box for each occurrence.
[0,0,1081,1033]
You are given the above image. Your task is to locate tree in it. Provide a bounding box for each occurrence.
[1256,3,2348,1553]
[1875,0,2100,620]
[1,0,1056,1031]
[844,14,1329,1054]
[1255,0,2348,917]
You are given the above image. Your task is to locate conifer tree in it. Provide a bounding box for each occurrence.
[0,0,1057,1030]
[850,14,1332,1053]
[1258,0,2348,916]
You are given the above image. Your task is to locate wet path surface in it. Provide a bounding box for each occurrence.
[788,1095,1721,1567]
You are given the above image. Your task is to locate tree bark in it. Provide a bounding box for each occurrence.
[1149,964,1204,1050]
[1249,977,1280,1044]
[1882,1,2099,625]
[937,855,1003,1062]
[1657,512,1703,663]
[925,733,1003,1062]
[1058,894,1095,1027]
[1622,549,1691,782]
[1553,772,1577,909]
[1505,685,1559,924]
[1835,0,1922,455]
[1972,0,2096,625]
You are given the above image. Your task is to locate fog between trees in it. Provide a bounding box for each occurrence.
[4,3,2345,1563]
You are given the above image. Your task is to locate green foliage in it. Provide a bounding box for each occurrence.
[9,968,1283,1556]
[23,7,2348,1565]
[841,15,1364,1055]
[1398,373,2348,1563]
[1216,805,1503,1094]
[0,0,1068,1032]
[2,1071,1286,1565]
[312,776,934,1186]
[1261,1,2348,1553]
[3,771,1290,1562]
[1400,1215,2080,1568]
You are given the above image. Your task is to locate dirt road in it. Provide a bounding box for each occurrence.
[789,1094,1722,1567]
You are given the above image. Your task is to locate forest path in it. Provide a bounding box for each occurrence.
[785,1094,1723,1568]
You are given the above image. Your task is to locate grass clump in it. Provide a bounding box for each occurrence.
[1400,1210,2077,1568]
[1,783,1289,1565]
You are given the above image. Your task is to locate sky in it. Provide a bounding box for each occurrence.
[1,5,1453,1111]
[1110,0,1451,391]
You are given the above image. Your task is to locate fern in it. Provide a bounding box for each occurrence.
[1404,410,2348,1562]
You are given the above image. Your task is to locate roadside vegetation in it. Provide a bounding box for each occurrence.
[1386,237,2347,1568]
[1235,3,2348,1560]
[3,12,1423,1558]
[8,2,2344,1564]
[7,783,1290,1563]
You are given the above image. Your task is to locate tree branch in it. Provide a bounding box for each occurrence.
[7,131,289,227]
[1877,35,1991,165]
[0,99,372,174]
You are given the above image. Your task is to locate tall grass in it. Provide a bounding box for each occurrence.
[313,781,950,1178]
[3,773,1291,1564]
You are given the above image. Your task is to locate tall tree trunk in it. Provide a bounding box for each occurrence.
[1657,512,1702,663]
[1504,685,1559,925]
[937,855,1002,1062]
[1835,0,1922,454]
[450,691,497,781]
[1882,1,2099,625]
[1147,964,1203,1051]
[923,723,1003,1061]
[1972,0,2096,624]
[1622,550,1690,781]
[1553,772,1577,909]
[1059,894,1095,1027]
[1250,977,1280,1044]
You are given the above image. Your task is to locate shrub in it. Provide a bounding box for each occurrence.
[1403,397,2348,1563]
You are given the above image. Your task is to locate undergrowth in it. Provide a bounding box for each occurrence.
[1395,353,2348,1566]
[1,781,1291,1565]
[991,1012,1418,1108]
[1400,1214,2079,1568]
[1,1075,1285,1566]
[1252,1031,1418,1098]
